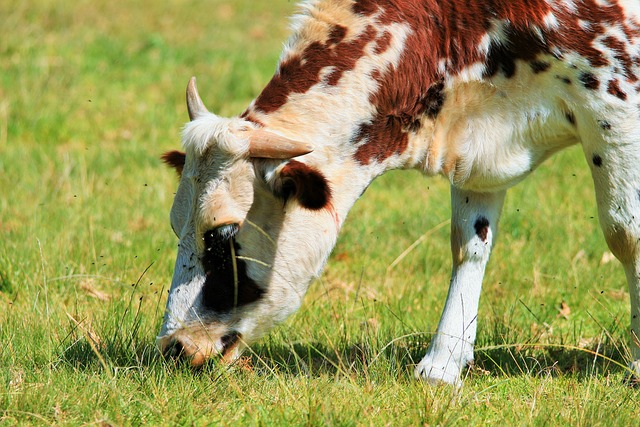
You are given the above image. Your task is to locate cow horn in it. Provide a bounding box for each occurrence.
[186,77,208,120]
[237,129,314,159]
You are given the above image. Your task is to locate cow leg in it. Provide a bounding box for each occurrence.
[582,134,640,380]
[415,188,505,385]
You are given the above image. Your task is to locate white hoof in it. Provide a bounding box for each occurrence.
[414,356,464,386]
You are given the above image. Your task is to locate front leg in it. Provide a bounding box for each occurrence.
[415,188,505,385]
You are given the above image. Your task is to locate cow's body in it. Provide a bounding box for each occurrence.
[159,0,640,385]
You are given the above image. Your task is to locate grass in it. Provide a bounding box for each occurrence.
[2,0,640,425]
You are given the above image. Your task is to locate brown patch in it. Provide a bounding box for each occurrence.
[474,216,490,242]
[328,25,348,45]
[162,151,186,176]
[254,25,378,113]
[351,1,379,16]
[373,30,392,54]
[353,115,409,165]
[546,0,634,70]
[278,160,332,210]
[607,79,627,100]
[248,0,638,166]
[601,35,637,82]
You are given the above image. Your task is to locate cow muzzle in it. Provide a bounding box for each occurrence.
[158,328,242,367]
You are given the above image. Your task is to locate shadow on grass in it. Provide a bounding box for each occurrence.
[472,340,630,381]
[241,332,633,383]
[58,333,633,383]
[56,310,633,383]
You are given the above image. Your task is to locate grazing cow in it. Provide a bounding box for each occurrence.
[158,0,640,385]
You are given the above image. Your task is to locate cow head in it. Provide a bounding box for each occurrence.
[157,78,339,366]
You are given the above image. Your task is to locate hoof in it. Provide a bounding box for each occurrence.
[414,358,463,387]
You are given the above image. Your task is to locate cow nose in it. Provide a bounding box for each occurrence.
[159,335,211,367]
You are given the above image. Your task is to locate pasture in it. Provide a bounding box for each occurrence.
[1,0,640,424]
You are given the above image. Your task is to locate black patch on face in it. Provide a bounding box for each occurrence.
[474,216,490,242]
[592,154,603,167]
[579,72,600,90]
[201,226,264,313]
[530,61,551,74]
[598,120,611,130]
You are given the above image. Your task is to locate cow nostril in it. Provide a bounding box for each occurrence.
[163,339,185,359]
[221,331,240,351]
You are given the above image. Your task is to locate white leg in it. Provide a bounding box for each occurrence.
[581,130,640,379]
[415,188,505,385]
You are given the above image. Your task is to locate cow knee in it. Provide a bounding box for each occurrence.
[451,216,494,266]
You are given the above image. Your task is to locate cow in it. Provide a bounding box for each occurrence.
[157,0,640,385]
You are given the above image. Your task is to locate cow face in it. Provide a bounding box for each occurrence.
[157,78,336,366]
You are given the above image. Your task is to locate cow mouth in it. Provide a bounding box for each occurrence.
[200,224,264,313]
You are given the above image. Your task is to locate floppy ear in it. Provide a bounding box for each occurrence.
[162,151,186,176]
[274,160,332,210]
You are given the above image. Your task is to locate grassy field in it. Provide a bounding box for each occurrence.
[2,0,640,425]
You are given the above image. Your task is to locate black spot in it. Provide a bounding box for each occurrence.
[484,25,548,79]
[555,75,571,85]
[566,112,576,126]
[592,154,603,167]
[201,227,264,313]
[579,72,600,90]
[598,120,611,130]
[474,216,490,242]
[422,80,446,119]
[530,60,551,73]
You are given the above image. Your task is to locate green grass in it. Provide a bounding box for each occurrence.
[2,0,640,425]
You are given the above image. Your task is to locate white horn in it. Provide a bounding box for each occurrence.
[186,77,208,120]
[237,129,314,159]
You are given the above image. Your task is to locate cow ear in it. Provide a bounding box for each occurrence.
[162,151,186,176]
[273,160,331,210]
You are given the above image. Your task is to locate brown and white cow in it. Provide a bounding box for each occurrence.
[158,0,640,385]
